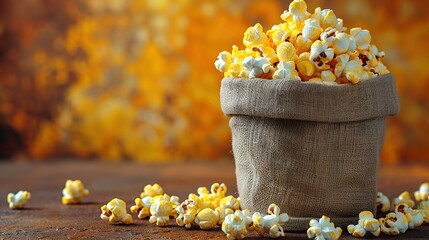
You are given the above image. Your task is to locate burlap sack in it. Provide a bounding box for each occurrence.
[220,73,400,231]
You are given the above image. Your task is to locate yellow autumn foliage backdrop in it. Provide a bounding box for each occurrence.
[0,0,428,163]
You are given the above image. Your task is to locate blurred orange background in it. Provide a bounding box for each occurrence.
[0,0,428,163]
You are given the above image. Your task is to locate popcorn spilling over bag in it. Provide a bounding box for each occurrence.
[220,74,399,231]
[217,0,401,232]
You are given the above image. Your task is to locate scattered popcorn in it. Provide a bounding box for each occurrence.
[149,193,180,227]
[307,215,342,240]
[414,182,429,202]
[379,212,408,235]
[215,0,389,83]
[100,198,133,225]
[216,206,235,225]
[130,196,152,219]
[220,195,241,212]
[209,183,228,209]
[418,200,429,223]
[175,183,239,230]
[130,183,170,220]
[222,210,253,240]
[176,199,199,228]
[61,179,89,205]
[347,211,380,237]
[7,190,31,209]
[194,208,220,230]
[252,203,289,238]
[392,191,415,209]
[376,192,391,213]
[140,183,164,198]
[394,203,424,229]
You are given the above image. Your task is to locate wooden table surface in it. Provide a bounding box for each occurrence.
[0,161,428,239]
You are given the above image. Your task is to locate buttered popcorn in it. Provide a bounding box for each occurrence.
[130,183,166,220]
[307,215,342,240]
[62,179,89,204]
[7,190,31,209]
[100,198,133,225]
[215,0,389,84]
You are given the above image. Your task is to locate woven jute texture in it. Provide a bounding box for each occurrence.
[220,73,400,231]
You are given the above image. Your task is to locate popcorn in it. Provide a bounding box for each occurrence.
[266,23,291,47]
[418,200,429,223]
[175,184,237,230]
[149,193,180,227]
[350,28,371,51]
[7,190,31,209]
[273,61,300,80]
[347,211,380,237]
[100,198,133,225]
[281,0,309,23]
[379,212,408,235]
[252,45,278,64]
[335,18,346,32]
[252,203,289,238]
[343,59,365,84]
[334,54,349,77]
[414,182,429,202]
[307,215,342,240]
[209,183,228,208]
[334,33,355,54]
[216,206,235,225]
[176,199,199,228]
[296,52,315,78]
[371,61,389,76]
[277,42,297,62]
[194,208,220,230]
[140,183,164,198]
[302,19,322,42]
[392,191,415,209]
[320,28,337,45]
[310,40,334,70]
[215,0,389,84]
[311,7,337,29]
[219,195,241,212]
[243,23,269,49]
[130,196,152,219]
[242,56,271,79]
[321,70,336,84]
[395,203,424,229]
[61,179,89,205]
[222,210,252,240]
[369,45,385,60]
[376,192,391,213]
[215,51,232,73]
[130,183,170,220]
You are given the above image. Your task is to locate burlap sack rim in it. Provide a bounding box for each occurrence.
[220,73,400,123]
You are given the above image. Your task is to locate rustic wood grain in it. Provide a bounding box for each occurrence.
[0,161,428,239]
